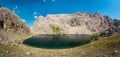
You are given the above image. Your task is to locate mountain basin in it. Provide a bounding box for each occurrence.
[23,34,92,49]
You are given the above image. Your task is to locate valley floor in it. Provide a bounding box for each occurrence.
[0,34,120,57]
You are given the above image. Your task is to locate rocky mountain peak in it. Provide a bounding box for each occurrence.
[33,12,113,35]
[0,7,30,34]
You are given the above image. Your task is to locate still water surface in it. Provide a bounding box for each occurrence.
[23,35,92,49]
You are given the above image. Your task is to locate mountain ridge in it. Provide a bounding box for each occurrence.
[0,7,31,44]
[33,12,113,35]
[0,7,30,34]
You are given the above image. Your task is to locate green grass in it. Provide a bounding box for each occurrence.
[0,44,27,57]
[5,30,33,39]
[92,33,100,37]
[0,30,33,39]
[77,34,120,57]
[50,24,61,35]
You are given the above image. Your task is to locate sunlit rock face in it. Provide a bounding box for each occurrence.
[33,12,112,35]
[0,7,30,34]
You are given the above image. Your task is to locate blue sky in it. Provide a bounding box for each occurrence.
[0,0,120,26]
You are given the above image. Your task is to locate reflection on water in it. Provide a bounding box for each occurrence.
[23,34,92,49]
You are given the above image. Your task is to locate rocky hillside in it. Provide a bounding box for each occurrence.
[0,7,30,34]
[0,7,30,44]
[33,12,112,35]
[100,19,120,36]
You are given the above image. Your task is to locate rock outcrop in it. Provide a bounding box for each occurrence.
[33,12,112,35]
[0,7,30,44]
[100,19,120,36]
[0,7,30,34]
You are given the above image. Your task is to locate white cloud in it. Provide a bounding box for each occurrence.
[13,5,20,13]
[43,0,46,2]
[12,10,16,13]
[14,5,18,10]
[15,5,18,9]
[52,0,55,2]
[34,16,38,19]
[33,12,37,15]
[22,19,26,22]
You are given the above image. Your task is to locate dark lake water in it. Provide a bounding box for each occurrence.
[23,35,92,49]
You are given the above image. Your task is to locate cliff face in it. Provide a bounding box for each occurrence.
[33,12,112,35]
[100,19,120,36]
[0,7,30,34]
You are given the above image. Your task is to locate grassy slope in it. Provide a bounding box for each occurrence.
[74,34,120,57]
[0,34,120,57]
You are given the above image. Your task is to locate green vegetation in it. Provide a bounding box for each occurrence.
[50,24,61,35]
[78,34,120,57]
[92,33,100,37]
[2,30,33,39]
